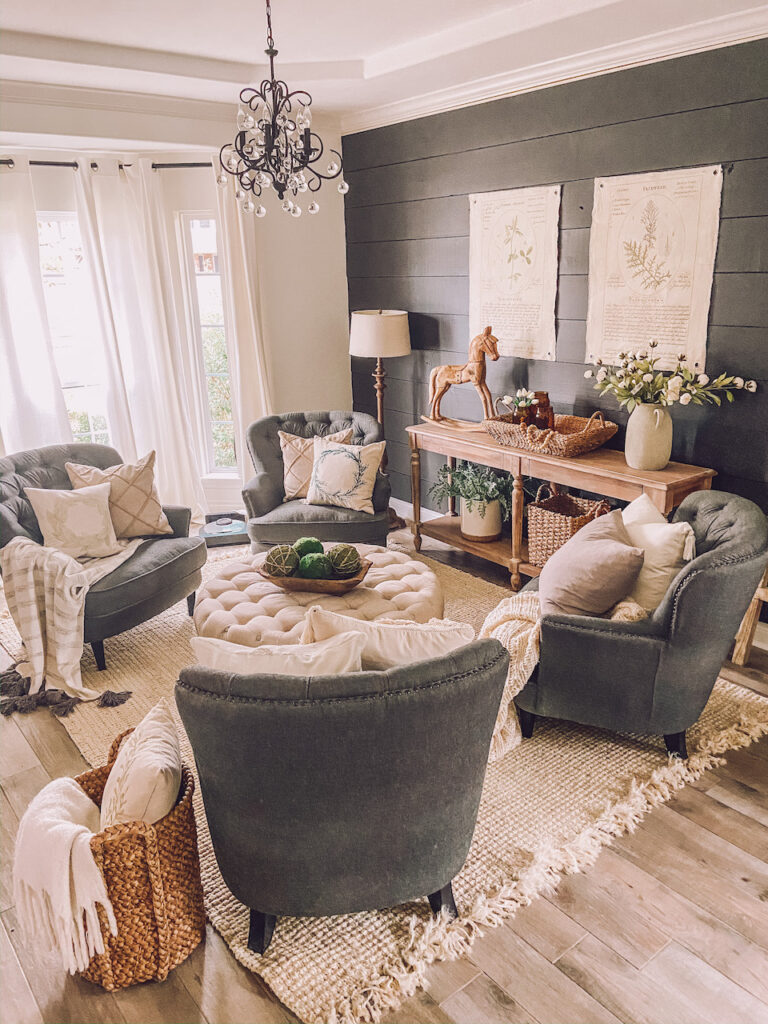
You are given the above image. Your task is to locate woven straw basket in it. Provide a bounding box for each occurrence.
[527,485,611,567]
[484,407,618,457]
[75,729,206,990]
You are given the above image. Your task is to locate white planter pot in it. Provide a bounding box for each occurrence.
[460,498,502,542]
[625,403,673,471]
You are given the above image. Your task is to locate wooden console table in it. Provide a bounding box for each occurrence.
[406,421,716,590]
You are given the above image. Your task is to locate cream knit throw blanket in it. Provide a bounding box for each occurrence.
[479,592,542,763]
[1,536,142,700]
[13,777,117,973]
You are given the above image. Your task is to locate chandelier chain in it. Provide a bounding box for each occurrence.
[265,0,275,51]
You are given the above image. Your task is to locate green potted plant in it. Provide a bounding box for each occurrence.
[429,461,514,542]
[585,341,757,470]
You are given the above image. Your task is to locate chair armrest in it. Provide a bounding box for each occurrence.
[372,472,391,514]
[242,473,282,520]
[162,505,191,538]
[542,611,667,641]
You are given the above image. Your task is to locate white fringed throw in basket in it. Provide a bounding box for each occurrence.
[13,777,117,973]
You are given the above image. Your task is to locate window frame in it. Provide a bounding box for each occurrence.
[177,210,237,477]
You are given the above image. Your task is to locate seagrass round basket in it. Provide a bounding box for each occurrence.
[75,729,206,991]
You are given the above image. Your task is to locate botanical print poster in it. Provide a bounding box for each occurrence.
[585,166,723,371]
[469,185,561,360]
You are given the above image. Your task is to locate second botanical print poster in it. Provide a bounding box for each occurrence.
[585,166,722,371]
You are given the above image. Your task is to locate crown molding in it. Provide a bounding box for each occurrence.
[341,8,768,134]
[0,31,363,86]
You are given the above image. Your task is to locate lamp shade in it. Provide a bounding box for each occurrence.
[349,309,411,358]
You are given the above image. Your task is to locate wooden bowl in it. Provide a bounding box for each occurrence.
[256,558,372,594]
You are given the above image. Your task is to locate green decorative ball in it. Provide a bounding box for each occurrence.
[297,553,333,579]
[263,544,299,577]
[327,543,362,578]
[293,536,324,558]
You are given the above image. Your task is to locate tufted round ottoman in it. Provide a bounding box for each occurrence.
[194,545,444,647]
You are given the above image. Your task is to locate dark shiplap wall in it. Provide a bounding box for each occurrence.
[342,40,768,511]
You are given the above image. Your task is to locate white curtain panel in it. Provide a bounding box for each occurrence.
[73,159,206,515]
[0,160,72,452]
[213,171,273,484]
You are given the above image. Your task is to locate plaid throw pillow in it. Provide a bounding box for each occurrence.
[65,450,172,539]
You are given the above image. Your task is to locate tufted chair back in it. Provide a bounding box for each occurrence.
[0,443,123,548]
[245,411,384,497]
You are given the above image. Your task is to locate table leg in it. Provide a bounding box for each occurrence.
[447,456,457,516]
[410,436,422,552]
[510,473,524,590]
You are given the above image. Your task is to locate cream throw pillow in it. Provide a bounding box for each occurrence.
[25,482,122,559]
[100,700,182,829]
[301,606,475,670]
[279,428,353,501]
[65,451,172,539]
[621,495,696,611]
[191,631,366,675]
[306,438,385,515]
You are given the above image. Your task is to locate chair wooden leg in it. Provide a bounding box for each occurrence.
[91,640,106,671]
[518,707,536,739]
[247,910,276,954]
[664,731,688,759]
[427,882,457,918]
[186,592,196,617]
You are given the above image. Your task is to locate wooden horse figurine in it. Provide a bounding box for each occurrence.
[425,326,500,427]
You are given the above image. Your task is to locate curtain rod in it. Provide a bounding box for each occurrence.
[0,158,212,170]
[151,161,213,169]
[0,158,131,169]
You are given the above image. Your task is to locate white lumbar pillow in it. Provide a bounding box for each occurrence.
[621,494,696,612]
[100,699,182,830]
[25,482,122,559]
[301,606,475,670]
[190,631,366,676]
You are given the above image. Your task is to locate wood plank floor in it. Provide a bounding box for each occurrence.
[1,537,767,1024]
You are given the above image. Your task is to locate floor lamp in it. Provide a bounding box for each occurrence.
[349,309,411,529]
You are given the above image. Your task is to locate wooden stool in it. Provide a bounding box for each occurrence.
[732,567,768,666]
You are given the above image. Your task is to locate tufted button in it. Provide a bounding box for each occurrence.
[194,544,444,647]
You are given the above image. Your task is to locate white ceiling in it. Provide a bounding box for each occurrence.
[1,0,766,142]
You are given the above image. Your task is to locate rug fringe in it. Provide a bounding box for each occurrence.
[322,711,768,1024]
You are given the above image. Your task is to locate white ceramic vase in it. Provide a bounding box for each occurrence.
[625,403,673,471]
[460,498,502,542]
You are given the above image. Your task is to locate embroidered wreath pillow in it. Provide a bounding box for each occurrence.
[25,482,123,559]
[278,428,353,501]
[306,438,385,515]
[66,450,172,539]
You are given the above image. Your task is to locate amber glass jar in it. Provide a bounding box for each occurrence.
[512,405,534,426]
[532,391,555,430]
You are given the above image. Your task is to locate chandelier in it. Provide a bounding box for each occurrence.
[217,0,348,217]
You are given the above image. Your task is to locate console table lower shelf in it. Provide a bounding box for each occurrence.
[419,515,541,584]
[406,420,716,591]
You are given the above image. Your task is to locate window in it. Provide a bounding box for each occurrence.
[37,213,110,444]
[180,215,236,472]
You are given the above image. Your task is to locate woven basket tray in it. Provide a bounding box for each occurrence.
[75,730,206,991]
[256,558,372,594]
[527,485,611,567]
[484,408,617,456]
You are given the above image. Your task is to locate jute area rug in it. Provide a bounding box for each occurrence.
[2,544,768,1024]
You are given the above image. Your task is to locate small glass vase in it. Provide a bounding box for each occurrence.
[625,403,673,470]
